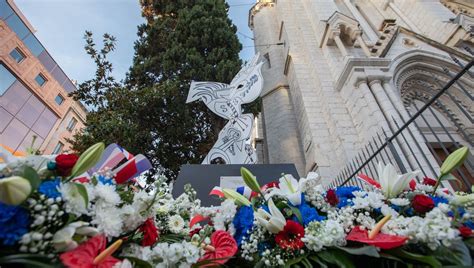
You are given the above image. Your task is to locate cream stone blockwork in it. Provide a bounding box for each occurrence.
[250,0,473,184]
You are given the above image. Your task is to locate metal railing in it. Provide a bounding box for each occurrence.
[331,53,474,192]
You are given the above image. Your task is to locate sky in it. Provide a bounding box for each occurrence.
[14,0,256,83]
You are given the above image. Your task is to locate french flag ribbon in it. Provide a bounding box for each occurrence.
[356,174,381,189]
[209,186,257,199]
[112,154,152,184]
[236,186,258,199]
[209,186,224,198]
[89,143,134,174]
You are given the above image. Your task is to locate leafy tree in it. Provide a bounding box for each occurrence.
[71,0,253,179]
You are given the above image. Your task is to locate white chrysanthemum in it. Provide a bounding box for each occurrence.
[302,220,346,252]
[94,184,121,205]
[59,183,89,216]
[146,241,201,267]
[92,206,123,238]
[389,198,410,206]
[121,204,146,231]
[168,215,185,234]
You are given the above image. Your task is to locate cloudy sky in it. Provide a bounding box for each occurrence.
[15,0,256,83]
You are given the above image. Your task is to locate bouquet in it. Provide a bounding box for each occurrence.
[0,142,472,267]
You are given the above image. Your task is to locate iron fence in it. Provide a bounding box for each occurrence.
[331,52,474,192]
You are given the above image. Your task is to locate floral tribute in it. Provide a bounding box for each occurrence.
[0,143,473,267]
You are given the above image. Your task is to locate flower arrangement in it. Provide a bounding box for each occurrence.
[0,143,472,267]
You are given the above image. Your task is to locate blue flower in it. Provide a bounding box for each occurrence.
[0,203,29,245]
[258,242,270,256]
[233,205,254,246]
[294,199,325,226]
[335,186,360,198]
[430,196,448,207]
[38,178,61,198]
[465,221,474,229]
[335,186,360,208]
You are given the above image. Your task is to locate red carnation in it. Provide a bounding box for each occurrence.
[459,226,472,238]
[275,220,305,250]
[55,154,79,176]
[412,194,435,213]
[326,189,339,206]
[422,177,437,186]
[139,218,159,246]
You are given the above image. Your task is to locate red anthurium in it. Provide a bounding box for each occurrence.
[60,235,120,268]
[275,220,305,250]
[346,226,407,250]
[139,218,159,246]
[199,231,237,265]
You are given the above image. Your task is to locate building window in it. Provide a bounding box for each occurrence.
[66,117,77,132]
[35,73,47,87]
[0,64,16,95]
[52,142,64,154]
[10,47,25,63]
[55,94,64,105]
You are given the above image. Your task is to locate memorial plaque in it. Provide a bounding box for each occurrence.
[173,164,299,206]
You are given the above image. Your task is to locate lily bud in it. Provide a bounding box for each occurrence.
[241,167,261,194]
[0,176,32,205]
[222,189,251,206]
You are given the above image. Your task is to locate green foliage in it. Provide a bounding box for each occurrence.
[71,0,249,180]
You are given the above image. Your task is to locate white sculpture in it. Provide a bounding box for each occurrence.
[186,54,264,164]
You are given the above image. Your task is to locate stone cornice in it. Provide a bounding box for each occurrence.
[335,58,391,91]
[248,0,276,29]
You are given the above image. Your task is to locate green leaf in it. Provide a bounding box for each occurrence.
[336,245,380,258]
[121,256,152,268]
[0,254,56,268]
[70,142,105,179]
[288,205,303,225]
[317,249,356,268]
[439,147,469,177]
[308,255,327,268]
[74,183,89,207]
[434,240,472,266]
[284,255,306,268]
[387,248,442,267]
[23,166,41,190]
[241,167,261,194]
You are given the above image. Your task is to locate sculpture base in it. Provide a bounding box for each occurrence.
[173,164,299,206]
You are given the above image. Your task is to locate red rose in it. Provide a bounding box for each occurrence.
[326,189,339,206]
[422,177,437,186]
[139,218,159,246]
[275,220,305,250]
[412,194,435,213]
[459,226,472,238]
[55,154,79,176]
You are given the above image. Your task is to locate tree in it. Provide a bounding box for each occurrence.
[126,0,244,177]
[71,0,250,179]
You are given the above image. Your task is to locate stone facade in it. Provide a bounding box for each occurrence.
[249,0,473,186]
[0,0,86,155]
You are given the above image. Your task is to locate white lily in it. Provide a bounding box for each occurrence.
[377,162,420,198]
[266,174,306,206]
[52,221,99,252]
[255,198,286,234]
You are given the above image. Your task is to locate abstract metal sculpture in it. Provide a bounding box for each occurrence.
[186,54,263,164]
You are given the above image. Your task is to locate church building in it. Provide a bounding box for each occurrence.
[249,0,473,186]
